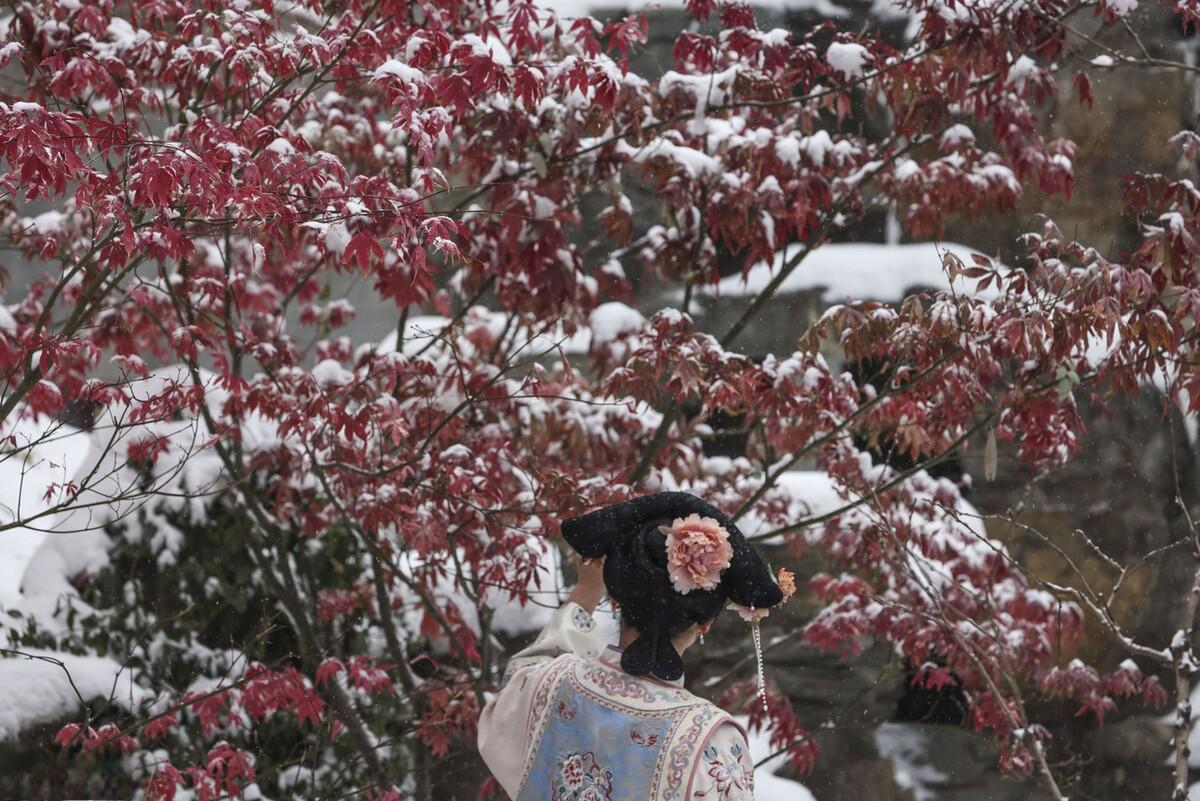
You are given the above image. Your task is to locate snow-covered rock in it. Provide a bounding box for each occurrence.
[875,722,947,801]
[0,650,148,741]
[0,415,97,607]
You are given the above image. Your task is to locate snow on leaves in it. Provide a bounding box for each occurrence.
[0,0,1193,797]
[54,722,138,753]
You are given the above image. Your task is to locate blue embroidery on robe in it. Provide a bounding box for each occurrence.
[518,674,680,801]
[695,741,751,799]
[571,606,596,632]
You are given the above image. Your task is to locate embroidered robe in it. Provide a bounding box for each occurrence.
[478,602,755,801]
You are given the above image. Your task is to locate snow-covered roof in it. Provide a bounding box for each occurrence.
[697,240,1001,304]
[540,0,851,18]
[376,302,644,357]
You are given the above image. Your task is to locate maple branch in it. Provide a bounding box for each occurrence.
[0,243,140,424]
[627,137,911,486]
[159,262,392,787]
[1170,562,1200,801]
[732,347,961,522]
[749,409,993,541]
[938,502,1172,666]
[0,648,91,721]
[859,495,1071,800]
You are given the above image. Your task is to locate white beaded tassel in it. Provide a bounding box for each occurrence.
[751,609,768,713]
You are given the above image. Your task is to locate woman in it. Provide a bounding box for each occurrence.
[478,491,791,801]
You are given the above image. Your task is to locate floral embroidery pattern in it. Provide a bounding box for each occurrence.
[696,743,751,800]
[579,662,691,705]
[629,729,658,748]
[661,705,726,801]
[553,751,613,801]
[571,606,596,632]
[513,643,738,801]
[525,658,576,753]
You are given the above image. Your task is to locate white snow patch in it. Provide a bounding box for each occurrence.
[0,650,148,740]
[399,533,617,645]
[374,59,424,84]
[25,210,66,235]
[377,308,591,358]
[541,0,848,16]
[589,303,644,347]
[736,470,850,545]
[940,124,975,149]
[784,0,850,16]
[324,221,351,254]
[1105,0,1137,16]
[776,130,838,169]
[104,17,150,54]
[875,723,948,801]
[826,42,870,77]
[695,241,1001,304]
[617,137,721,177]
[483,540,567,638]
[0,416,97,607]
[265,137,295,157]
[1006,55,1040,90]
[311,359,355,388]
[893,159,921,182]
[660,66,742,109]
[1166,677,1200,768]
[3,365,265,619]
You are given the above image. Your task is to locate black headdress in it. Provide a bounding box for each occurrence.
[561,491,784,681]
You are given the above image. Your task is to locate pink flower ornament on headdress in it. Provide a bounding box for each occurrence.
[661,514,734,594]
[730,567,796,622]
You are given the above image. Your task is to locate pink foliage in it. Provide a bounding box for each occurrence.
[5,0,1190,795]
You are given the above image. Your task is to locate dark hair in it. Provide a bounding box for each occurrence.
[603,518,727,681]
[562,491,784,680]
